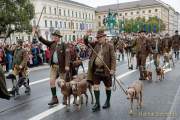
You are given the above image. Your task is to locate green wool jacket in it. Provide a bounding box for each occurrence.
[12,47,27,68]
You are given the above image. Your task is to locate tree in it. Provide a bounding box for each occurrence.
[146,16,166,32]
[118,16,166,33]
[0,0,35,39]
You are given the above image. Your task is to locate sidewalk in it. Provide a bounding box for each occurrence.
[5,64,49,76]
[5,59,89,75]
[28,64,49,72]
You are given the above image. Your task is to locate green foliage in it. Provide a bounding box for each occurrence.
[0,0,35,37]
[118,16,166,33]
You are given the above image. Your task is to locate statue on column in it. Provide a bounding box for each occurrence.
[103,9,118,34]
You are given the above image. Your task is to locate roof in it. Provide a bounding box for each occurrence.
[96,0,163,12]
[61,0,94,9]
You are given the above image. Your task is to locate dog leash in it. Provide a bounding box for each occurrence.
[88,44,128,95]
[113,75,128,95]
[112,75,117,91]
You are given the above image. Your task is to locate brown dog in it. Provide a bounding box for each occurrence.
[127,80,143,114]
[156,67,165,81]
[143,70,152,81]
[70,73,94,111]
[57,79,74,111]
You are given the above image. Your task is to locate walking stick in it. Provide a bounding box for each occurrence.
[87,43,128,95]
[33,7,45,37]
[37,7,46,28]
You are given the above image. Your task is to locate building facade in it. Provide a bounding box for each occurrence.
[96,0,180,35]
[178,13,180,32]
[12,0,96,43]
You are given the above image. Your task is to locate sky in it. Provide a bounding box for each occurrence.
[72,0,180,13]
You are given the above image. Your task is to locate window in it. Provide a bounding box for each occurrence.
[45,20,47,27]
[79,12,81,18]
[75,12,77,18]
[68,9,70,16]
[64,10,66,16]
[89,24,91,29]
[69,22,71,29]
[86,24,88,29]
[143,11,145,13]
[59,9,61,16]
[71,22,74,29]
[86,13,87,19]
[72,11,74,17]
[50,21,52,27]
[49,7,51,14]
[98,16,101,19]
[119,13,122,16]
[92,14,94,20]
[125,13,128,16]
[55,21,58,28]
[59,21,62,28]
[137,11,139,14]
[64,22,66,29]
[149,10,151,13]
[44,7,46,14]
[83,13,84,19]
[69,35,71,41]
[76,23,78,30]
[131,12,133,15]
[89,13,90,20]
[155,9,158,12]
[54,8,57,15]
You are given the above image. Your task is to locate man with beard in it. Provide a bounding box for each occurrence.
[33,28,70,106]
[84,29,116,112]
[132,31,152,80]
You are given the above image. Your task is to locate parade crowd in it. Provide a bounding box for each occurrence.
[0,28,180,113]
[0,40,89,73]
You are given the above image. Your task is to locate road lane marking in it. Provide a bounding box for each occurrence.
[117,70,136,79]
[7,77,49,91]
[28,99,74,120]
[166,81,180,120]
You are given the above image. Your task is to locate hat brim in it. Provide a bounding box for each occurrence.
[52,33,63,38]
[96,34,106,38]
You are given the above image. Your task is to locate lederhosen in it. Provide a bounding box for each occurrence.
[93,44,112,87]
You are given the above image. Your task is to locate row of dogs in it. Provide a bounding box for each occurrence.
[57,73,94,111]
[56,67,165,113]
[143,67,165,81]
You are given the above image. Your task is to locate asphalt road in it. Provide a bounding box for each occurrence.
[0,57,180,120]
